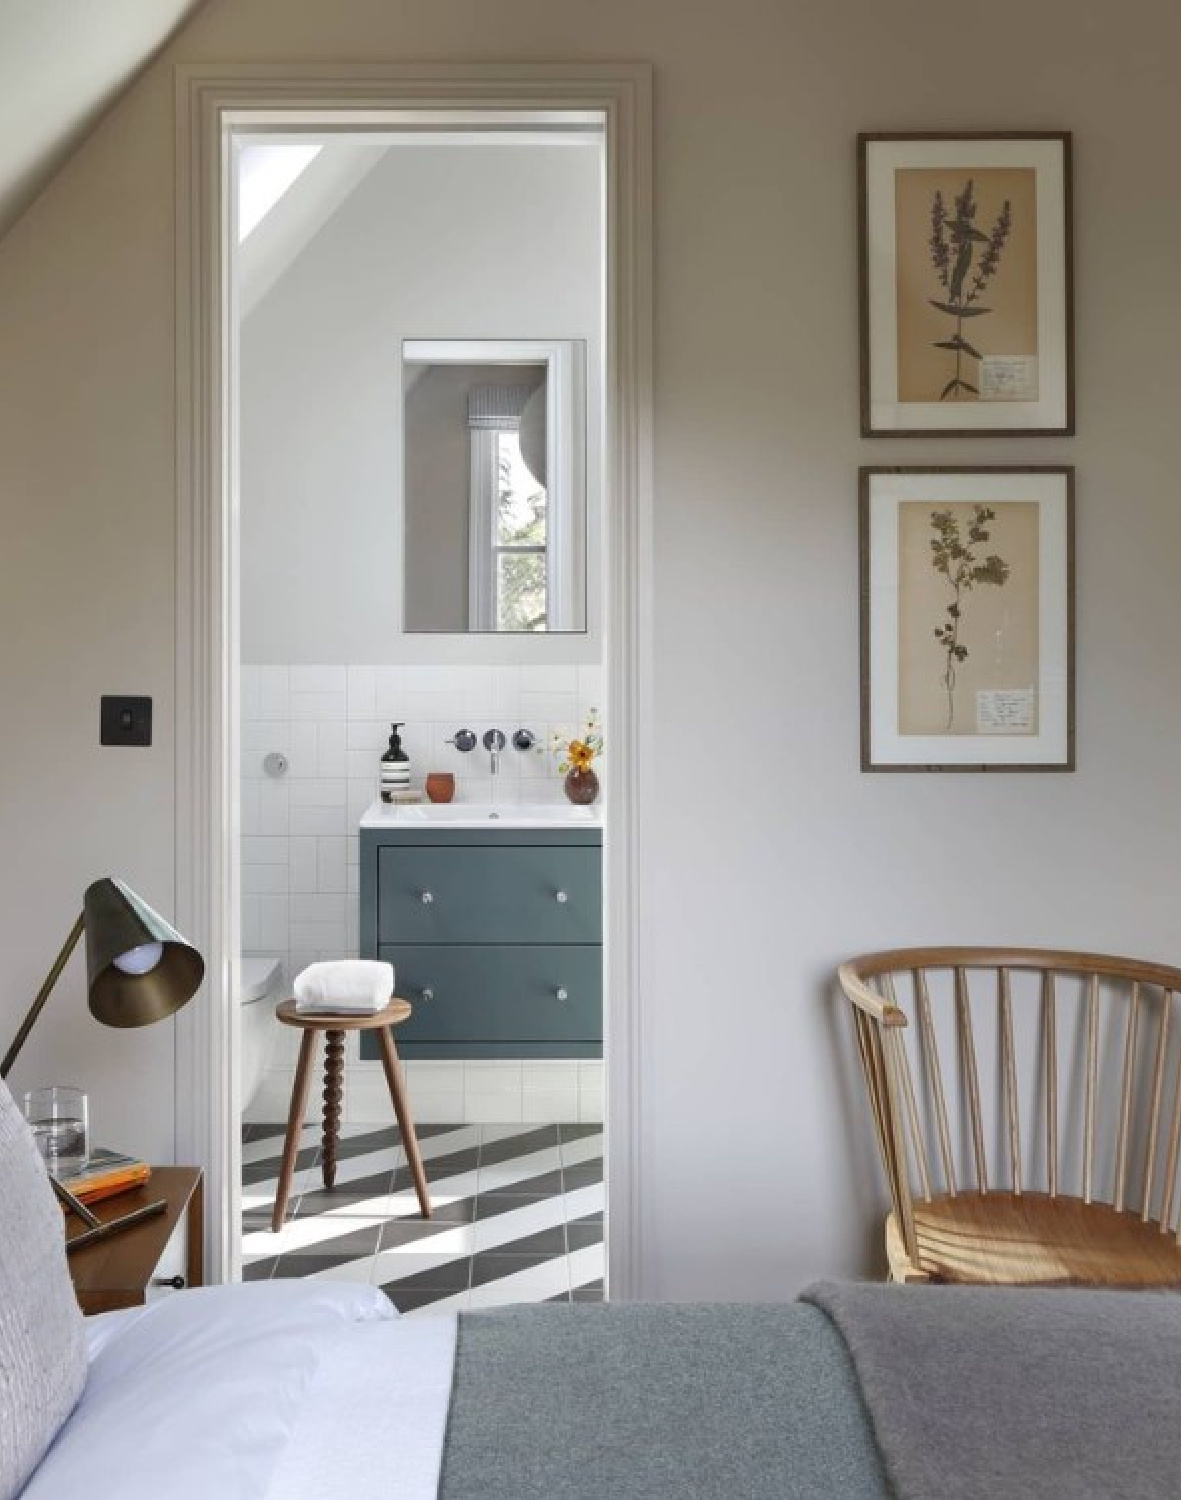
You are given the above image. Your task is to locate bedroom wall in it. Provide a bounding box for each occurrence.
[2,0,1181,1299]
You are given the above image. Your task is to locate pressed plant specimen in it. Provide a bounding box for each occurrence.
[929,506,1010,730]
[928,180,1012,399]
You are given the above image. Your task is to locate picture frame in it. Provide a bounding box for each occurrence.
[858,133,1074,436]
[859,467,1075,772]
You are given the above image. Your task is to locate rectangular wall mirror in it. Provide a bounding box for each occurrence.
[403,338,587,633]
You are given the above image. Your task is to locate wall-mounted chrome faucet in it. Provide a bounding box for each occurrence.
[483,728,506,775]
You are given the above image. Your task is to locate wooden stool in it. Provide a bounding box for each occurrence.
[270,997,432,1232]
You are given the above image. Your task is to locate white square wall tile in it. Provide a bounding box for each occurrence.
[290,665,346,693]
[242,894,289,951]
[290,778,346,808]
[291,805,347,836]
[291,893,348,926]
[288,837,318,892]
[243,836,288,866]
[290,691,346,723]
[240,665,262,721]
[519,665,578,694]
[347,720,389,752]
[317,837,347,893]
[242,862,289,895]
[347,666,377,720]
[348,780,376,823]
[256,667,290,720]
[241,719,288,753]
[316,721,347,777]
[256,780,289,836]
[288,722,318,776]
[374,666,407,718]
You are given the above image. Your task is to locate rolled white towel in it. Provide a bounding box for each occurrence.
[294,960,394,1014]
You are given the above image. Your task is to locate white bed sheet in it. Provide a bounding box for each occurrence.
[267,1314,458,1500]
[22,1282,456,1500]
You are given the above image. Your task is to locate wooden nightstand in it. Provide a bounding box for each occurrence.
[67,1167,204,1315]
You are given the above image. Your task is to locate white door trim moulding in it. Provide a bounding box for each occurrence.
[174,62,654,1295]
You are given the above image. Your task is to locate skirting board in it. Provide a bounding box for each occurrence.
[244,1058,604,1126]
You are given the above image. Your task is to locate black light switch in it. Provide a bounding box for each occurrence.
[101,695,152,747]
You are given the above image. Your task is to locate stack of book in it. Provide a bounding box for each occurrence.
[58,1148,151,1205]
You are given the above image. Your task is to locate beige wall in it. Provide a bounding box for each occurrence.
[3,0,1181,1299]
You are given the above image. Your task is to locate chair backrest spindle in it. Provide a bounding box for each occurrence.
[999,968,1022,1195]
[915,969,957,1197]
[1114,983,1141,1213]
[1083,972,1098,1204]
[1043,971,1058,1199]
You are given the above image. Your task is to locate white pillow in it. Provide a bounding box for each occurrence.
[26,1281,397,1500]
[0,1076,86,1500]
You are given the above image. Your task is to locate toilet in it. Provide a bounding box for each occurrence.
[239,955,282,1111]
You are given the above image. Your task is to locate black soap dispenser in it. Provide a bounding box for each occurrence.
[380,722,411,803]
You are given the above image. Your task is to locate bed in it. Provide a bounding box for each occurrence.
[7,1081,1181,1499]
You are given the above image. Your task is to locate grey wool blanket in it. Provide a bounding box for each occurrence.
[804,1280,1181,1500]
[438,1302,889,1500]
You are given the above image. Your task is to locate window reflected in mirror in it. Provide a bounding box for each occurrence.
[403,340,586,634]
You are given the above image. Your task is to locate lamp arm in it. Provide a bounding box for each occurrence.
[0,911,85,1080]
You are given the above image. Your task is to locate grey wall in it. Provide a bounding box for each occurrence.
[2,0,1181,1298]
[239,144,601,661]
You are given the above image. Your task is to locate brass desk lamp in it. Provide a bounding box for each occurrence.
[1,877,204,1251]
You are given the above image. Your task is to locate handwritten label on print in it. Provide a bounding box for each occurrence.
[977,687,1036,735]
[980,355,1039,402]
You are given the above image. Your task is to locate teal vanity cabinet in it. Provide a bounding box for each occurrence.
[359,823,602,1059]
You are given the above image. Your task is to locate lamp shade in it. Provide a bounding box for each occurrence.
[83,878,204,1029]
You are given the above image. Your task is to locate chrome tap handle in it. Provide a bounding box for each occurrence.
[446,729,476,752]
[482,729,506,752]
[512,728,536,751]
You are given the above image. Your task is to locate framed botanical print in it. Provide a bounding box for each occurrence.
[859,133,1073,436]
[860,467,1075,771]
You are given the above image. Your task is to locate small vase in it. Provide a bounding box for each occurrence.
[563,767,599,805]
[425,772,455,804]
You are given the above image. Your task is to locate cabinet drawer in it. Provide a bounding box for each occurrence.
[379,943,601,1044]
[377,845,600,944]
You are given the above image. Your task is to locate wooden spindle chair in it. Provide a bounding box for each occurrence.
[838,947,1181,1286]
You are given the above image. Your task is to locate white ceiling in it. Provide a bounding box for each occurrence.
[0,0,206,239]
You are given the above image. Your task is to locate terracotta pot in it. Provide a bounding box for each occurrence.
[425,772,456,804]
[563,766,599,805]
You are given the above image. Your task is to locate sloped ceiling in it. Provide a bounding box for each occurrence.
[0,0,207,240]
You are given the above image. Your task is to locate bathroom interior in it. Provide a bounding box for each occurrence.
[233,119,606,1310]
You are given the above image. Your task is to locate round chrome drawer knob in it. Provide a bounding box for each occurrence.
[421,988,435,1002]
[421,891,434,904]
[555,890,569,904]
[555,987,569,1002]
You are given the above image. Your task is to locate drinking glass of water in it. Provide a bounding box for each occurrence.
[22,1086,89,1177]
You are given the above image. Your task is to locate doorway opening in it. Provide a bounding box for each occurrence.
[175,66,651,1303]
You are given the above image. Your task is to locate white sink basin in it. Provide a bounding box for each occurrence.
[361,799,600,829]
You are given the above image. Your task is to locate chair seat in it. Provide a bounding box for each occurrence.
[888,1193,1181,1287]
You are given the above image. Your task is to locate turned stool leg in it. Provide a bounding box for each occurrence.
[272,1030,317,1233]
[322,1028,345,1190]
[376,1026,432,1218]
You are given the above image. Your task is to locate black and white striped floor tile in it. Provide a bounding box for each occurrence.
[241,1121,604,1313]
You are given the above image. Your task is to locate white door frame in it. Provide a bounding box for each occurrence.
[174,63,653,1294]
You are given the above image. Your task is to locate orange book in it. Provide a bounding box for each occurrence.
[58,1149,151,1206]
